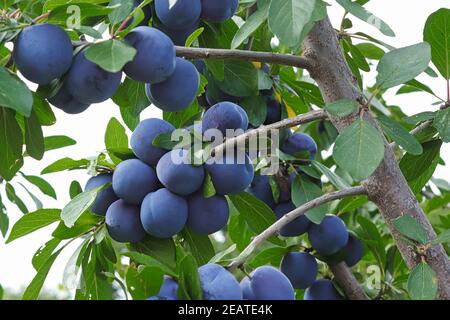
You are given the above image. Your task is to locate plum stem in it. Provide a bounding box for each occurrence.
[31,12,49,24]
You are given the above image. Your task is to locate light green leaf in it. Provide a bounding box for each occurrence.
[85,40,136,72]
[177,254,202,300]
[126,266,164,300]
[432,229,450,245]
[325,99,359,118]
[105,117,129,164]
[32,238,62,271]
[292,175,328,224]
[0,67,33,117]
[392,215,429,244]
[407,262,438,300]
[311,161,351,190]
[378,114,423,155]
[61,186,104,228]
[41,157,89,174]
[22,175,57,200]
[433,107,450,142]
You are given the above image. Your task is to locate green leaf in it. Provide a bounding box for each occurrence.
[177,254,202,300]
[6,209,61,244]
[130,236,177,273]
[218,60,259,97]
[124,252,176,277]
[240,95,267,127]
[432,229,450,245]
[85,39,136,72]
[0,283,3,299]
[69,181,83,199]
[32,238,62,271]
[0,108,23,181]
[105,117,129,164]
[108,0,134,26]
[325,99,359,118]
[433,107,450,142]
[33,93,56,126]
[228,211,254,251]
[311,161,351,191]
[0,67,33,117]
[41,157,89,174]
[399,140,442,182]
[356,216,386,267]
[53,212,102,239]
[202,173,216,198]
[392,215,429,244]
[22,175,57,199]
[376,43,431,89]
[248,246,287,268]
[61,186,104,228]
[180,228,215,266]
[333,119,385,181]
[24,111,45,160]
[185,27,204,47]
[407,262,438,300]
[231,0,270,49]
[43,0,110,11]
[336,0,395,37]
[112,78,150,117]
[377,114,423,155]
[291,175,328,224]
[48,3,117,25]
[0,209,9,238]
[126,266,164,300]
[423,8,450,79]
[5,182,28,214]
[43,135,76,152]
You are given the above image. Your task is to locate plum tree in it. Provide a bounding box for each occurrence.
[155,0,201,30]
[146,57,199,112]
[140,188,188,238]
[105,199,146,243]
[198,263,242,300]
[148,276,178,300]
[124,27,176,83]
[112,159,159,205]
[274,202,311,237]
[304,279,344,300]
[201,101,249,137]
[13,24,73,85]
[156,149,205,196]
[246,175,276,209]
[205,153,254,195]
[85,173,118,216]
[280,252,318,289]
[308,215,349,256]
[130,118,175,166]
[342,234,364,267]
[187,192,229,234]
[65,51,122,104]
[281,132,318,159]
[47,85,91,115]
[201,0,239,23]
[244,266,295,300]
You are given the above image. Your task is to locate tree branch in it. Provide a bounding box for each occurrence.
[175,46,314,70]
[329,262,369,300]
[212,109,327,156]
[228,186,367,271]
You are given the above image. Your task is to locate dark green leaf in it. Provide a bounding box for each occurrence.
[41,157,89,174]
[32,238,62,271]
[325,99,359,118]
[407,262,438,300]
[180,228,215,266]
[24,111,44,160]
[177,254,202,300]
[22,175,57,199]
[433,107,450,142]
[291,175,328,224]
[43,136,76,152]
[378,114,423,155]
[0,67,33,116]
[0,108,23,181]
[126,266,164,300]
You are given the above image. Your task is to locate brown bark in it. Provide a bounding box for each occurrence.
[303,17,450,299]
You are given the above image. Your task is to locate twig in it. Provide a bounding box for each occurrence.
[31,12,49,24]
[175,46,314,70]
[227,186,368,271]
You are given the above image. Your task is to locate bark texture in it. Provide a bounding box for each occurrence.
[303,17,450,299]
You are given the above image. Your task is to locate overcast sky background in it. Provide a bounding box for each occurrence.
[0,0,449,298]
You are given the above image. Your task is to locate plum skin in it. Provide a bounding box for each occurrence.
[13,24,73,85]
[66,51,122,104]
[148,276,178,300]
[146,58,200,112]
[85,173,118,216]
[343,234,364,267]
[281,132,318,159]
[187,192,229,235]
[156,149,205,196]
[246,175,276,209]
[201,102,249,137]
[155,0,201,30]
[304,279,344,300]
[124,27,176,84]
[47,85,90,114]
[308,215,349,256]
[240,277,255,300]
[105,199,146,243]
[112,159,159,205]
[156,20,200,46]
[140,188,188,238]
[280,252,318,289]
[274,202,311,237]
[246,266,295,300]
[201,0,239,23]
[130,118,175,166]
[198,264,242,300]
[205,153,254,195]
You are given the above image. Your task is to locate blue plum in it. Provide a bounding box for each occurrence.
[140,188,188,238]
[240,277,255,300]
[105,199,146,243]
[343,234,364,267]
[246,175,276,209]
[198,264,242,300]
[205,153,254,195]
[274,202,311,237]
[156,149,205,196]
[13,24,73,85]
[201,0,239,23]
[146,58,200,112]
[112,159,159,205]
[264,96,282,125]
[133,0,152,26]
[187,192,229,234]
[248,266,295,300]
[280,252,318,289]
[124,27,176,83]
[304,279,344,300]
[148,276,178,300]
[155,0,201,30]
[47,85,90,114]
[66,51,122,104]
[157,20,200,46]
[85,173,118,216]
[130,118,175,166]
[308,215,349,256]
[281,132,318,160]
[202,102,249,137]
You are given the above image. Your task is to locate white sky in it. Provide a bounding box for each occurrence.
[0,0,449,298]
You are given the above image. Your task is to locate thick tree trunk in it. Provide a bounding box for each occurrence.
[302,17,450,299]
